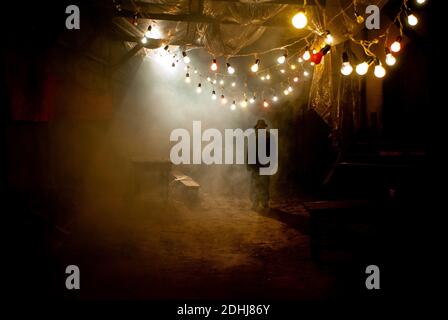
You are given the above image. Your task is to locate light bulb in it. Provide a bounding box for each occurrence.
[231,82,236,87]
[277,54,287,64]
[261,76,266,81]
[196,83,202,93]
[292,11,308,29]
[298,57,303,63]
[407,14,418,27]
[273,96,278,102]
[219,80,224,85]
[385,53,396,66]
[390,37,402,53]
[263,100,269,108]
[288,86,293,92]
[283,89,289,96]
[249,97,255,104]
[185,73,191,83]
[141,37,147,44]
[280,69,285,74]
[227,63,235,74]
[231,101,237,110]
[144,26,152,38]
[266,74,271,80]
[221,95,227,104]
[356,62,369,75]
[211,59,218,71]
[303,71,309,77]
[325,31,333,45]
[251,59,260,72]
[213,79,217,84]
[212,91,217,100]
[303,50,311,61]
[340,62,353,76]
[293,77,299,82]
[374,63,386,78]
[241,100,248,108]
[416,0,427,5]
[207,77,212,82]
[182,51,190,64]
[291,64,296,70]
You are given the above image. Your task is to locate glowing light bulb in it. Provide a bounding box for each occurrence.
[231,101,237,110]
[182,51,190,64]
[356,62,369,76]
[249,97,255,104]
[283,89,289,96]
[144,26,152,38]
[340,52,353,76]
[212,91,217,100]
[266,74,271,80]
[221,95,227,104]
[273,96,278,102]
[241,100,248,108]
[303,49,311,61]
[374,62,386,78]
[211,59,218,71]
[355,11,364,24]
[407,14,418,27]
[213,79,217,84]
[303,71,309,77]
[261,76,266,81]
[288,86,293,92]
[390,37,402,53]
[227,63,235,74]
[293,77,299,82]
[340,62,353,76]
[385,52,397,66]
[325,31,333,45]
[219,80,224,85]
[298,57,303,63]
[416,0,427,5]
[291,64,296,70]
[292,11,308,29]
[251,59,260,72]
[231,82,236,87]
[196,83,202,93]
[263,100,269,108]
[280,69,285,74]
[141,37,147,44]
[185,73,191,83]
[277,54,287,64]
[207,77,212,82]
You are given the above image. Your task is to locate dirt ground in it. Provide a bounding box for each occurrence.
[49,187,346,300]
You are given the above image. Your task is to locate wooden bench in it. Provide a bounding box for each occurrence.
[171,170,200,204]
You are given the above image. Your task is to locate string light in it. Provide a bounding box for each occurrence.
[277,53,287,64]
[251,59,260,72]
[340,52,353,76]
[303,71,309,77]
[266,74,271,80]
[302,48,311,61]
[185,72,191,83]
[290,64,297,70]
[211,90,217,100]
[272,96,278,102]
[231,82,236,87]
[211,59,218,71]
[141,37,147,44]
[280,69,286,74]
[390,36,402,53]
[183,51,191,64]
[298,57,303,63]
[196,83,202,93]
[293,76,299,82]
[231,101,237,110]
[219,79,225,85]
[355,60,371,76]
[374,60,386,78]
[241,99,248,108]
[221,94,227,104]
[292,10,308,29]
[324,31,334,45]
[261,76,266,81]
[287,86,293,92]
[407,14,419,27]
[226,63,235,74]
[416,0,427,5]
[144,26,152,38]
[249,97,256,104]
[283,89,289,96]
[385,48,397,66]
[263,100,269,108]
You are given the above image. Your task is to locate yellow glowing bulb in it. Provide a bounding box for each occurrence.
[221,96,227,104]
[266,74,271,80]
[390,41,401,53]
[291,64,296,70]
[241,100,248,108]
[249,97,255,104]
[416,0,427,5]
[211,59,218,71]
[340,62,353,76]
[293,77,299,82]
[263,100,269,108]
[251,60,260,73]
[292,11,308,29]
[231,101,237,110]
[211,91,217,100]
[385,53,397,66]
[288,86,293,92]
[407,14,418,27]
[325,32,333,45]
[283,89,289,96]
[302,50,311,61]
[141,37,147,44]
[277,54,287,64]
[303,71,309,77]
[374,64,386,78]
[273,96,278,102]
[356,62,369,75]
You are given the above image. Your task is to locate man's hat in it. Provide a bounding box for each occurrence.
[254,119,268,129]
